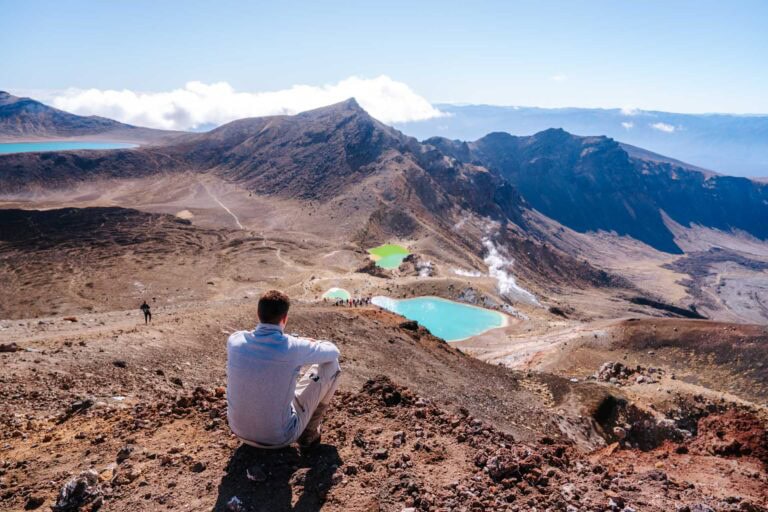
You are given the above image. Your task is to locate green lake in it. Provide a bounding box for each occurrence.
[368,244,410,269]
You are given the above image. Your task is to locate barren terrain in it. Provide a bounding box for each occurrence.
[1,100,767,511]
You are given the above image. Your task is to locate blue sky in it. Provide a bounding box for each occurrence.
[2,0,767,116]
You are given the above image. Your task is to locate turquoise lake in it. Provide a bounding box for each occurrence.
[0,141,138,154]
[372,296,506,341]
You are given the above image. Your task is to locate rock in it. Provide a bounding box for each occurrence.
[24,495,45,510]
[373,448,389,460]
[190,461,206,473]
[608,496,626,510]
[226,496,245,512]
[63,317,78,322]
[0,343,20,353]
[393,431,406,447]
[644,469,668,481]
[116,444,134,463]
[52,469,102,512]
[290,468,310,486]
[170,377,183,387]
[215,386,226,397]
[112,464,142,485]
[98,466,115,482]
[399,320,419,331]
[112,359,127,368]
[246,464,267,482]
[64,398,94,417]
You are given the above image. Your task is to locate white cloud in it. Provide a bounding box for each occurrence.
[49,76,445,130]
[620,106,640,116]
[621,121,634,130]
[550,74,567,82]
[650,122,676,133]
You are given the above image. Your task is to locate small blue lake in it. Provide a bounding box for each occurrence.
[0,141,138,154]
[372,296,506,341]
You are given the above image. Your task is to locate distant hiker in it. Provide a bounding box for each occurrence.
[140,301,151,324]
[227,290,341,449]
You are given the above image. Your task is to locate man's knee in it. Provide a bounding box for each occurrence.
[320,358,341,379]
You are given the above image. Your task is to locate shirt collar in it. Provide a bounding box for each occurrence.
[254,323,284,335]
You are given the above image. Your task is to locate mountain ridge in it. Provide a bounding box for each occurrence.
[427,129,768,253]
[2,96,767,257]
[396,103,768,177]
[0,90,182,143]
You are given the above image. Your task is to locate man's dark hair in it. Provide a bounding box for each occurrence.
[258,290,290,324]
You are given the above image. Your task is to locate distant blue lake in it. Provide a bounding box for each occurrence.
[372,296,507,341]
[0,141,138,154]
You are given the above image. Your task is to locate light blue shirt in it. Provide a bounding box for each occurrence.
[226,323,340,446]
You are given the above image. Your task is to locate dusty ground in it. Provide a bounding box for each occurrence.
[2,301,767,511]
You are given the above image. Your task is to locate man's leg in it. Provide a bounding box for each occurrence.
[293,359,341,445]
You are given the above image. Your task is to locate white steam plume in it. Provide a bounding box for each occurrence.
[482,238,540,307]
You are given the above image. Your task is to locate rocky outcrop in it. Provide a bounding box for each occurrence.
[429,129,768,253]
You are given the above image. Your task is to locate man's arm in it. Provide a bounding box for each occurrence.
[291,335,340,365]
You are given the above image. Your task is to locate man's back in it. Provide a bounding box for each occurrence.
[226,323,339,446]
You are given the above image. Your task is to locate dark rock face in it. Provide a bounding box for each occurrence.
[0,149,182,193]
[0,207,190,251]
[429,129,768,253]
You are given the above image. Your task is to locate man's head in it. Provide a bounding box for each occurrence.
[257,290,290,327]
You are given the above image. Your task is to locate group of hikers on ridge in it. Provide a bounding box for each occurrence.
[330,296,371,307]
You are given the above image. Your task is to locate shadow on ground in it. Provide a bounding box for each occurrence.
[214,444,342,511]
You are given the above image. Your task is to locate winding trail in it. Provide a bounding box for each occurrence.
[200,182,244,229]
[260,231,292,267]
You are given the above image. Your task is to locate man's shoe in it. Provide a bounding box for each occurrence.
[298,428,321,450]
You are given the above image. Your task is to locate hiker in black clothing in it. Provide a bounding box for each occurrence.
[140,301,151,324]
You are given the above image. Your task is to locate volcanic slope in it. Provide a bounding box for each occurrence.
[0,91,182,143]
[1,299,766,512]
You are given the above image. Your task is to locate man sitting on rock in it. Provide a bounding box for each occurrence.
[226,290,341,449]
